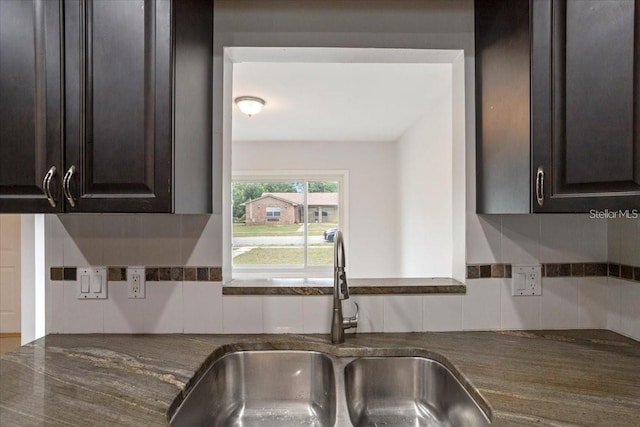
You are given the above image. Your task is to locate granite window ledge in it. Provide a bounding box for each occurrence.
[223,277,465,295]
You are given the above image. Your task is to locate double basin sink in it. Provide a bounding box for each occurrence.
[169,349,491,427]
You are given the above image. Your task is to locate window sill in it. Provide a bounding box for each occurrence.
[223,277,465,295]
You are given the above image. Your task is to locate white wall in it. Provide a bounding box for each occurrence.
[397,75,453,277]
[233,140,398,278]
[20,215,46,344]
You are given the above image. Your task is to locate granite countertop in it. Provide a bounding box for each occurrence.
[224,277,465,295]
[1,330,639,426]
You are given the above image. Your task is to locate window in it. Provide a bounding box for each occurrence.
[266,207,281,217]
[231,177,342,277]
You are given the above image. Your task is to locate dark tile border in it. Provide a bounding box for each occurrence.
[50,266,222,283]
[609,263,620,277]
[466,262,639,283]
[107,267,126,282]
[466,266,479,279]
[466,264,511,279]
[47,263,640,284]
[50,267,63,281]
[621,264,634,280]
[63,268,76,281]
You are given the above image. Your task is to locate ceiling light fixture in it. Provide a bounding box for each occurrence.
[234,96,266,117]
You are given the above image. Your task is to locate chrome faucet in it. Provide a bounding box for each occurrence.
[331,230,358,343]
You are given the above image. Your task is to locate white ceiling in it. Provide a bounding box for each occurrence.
[232,61,451,143]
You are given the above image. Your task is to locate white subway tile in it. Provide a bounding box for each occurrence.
[145,282,184,333]
[606,277,623,332]
[541,278,579,329]
[619,281,640,341]
[46,215,65,267]
[183,282,223,333]
[462,279,501,330]
[48,281,65,333]
[574,215,607,262]
[60,214,104,266]
[102,215,142,266]
[501,215,540,264]
[423,294,463,331]
[539,214,581,263]
[62,281,103,333]
[223,296,263,334]
[140,214,183,266]
[383,296,422,332]
[466,214,501,264]
[103,282,148,333]
[302,296,332,334]
[263,296,303,333]
[182,215,222,267]
[351,296,383,333]
[500,281,541,329]
[607,218,622,264]
[619,218,640,266]
[577,277,607,329]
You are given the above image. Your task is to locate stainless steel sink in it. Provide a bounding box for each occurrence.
[344,357,490,427]
[169,350,491,427]
[170,350,337,427]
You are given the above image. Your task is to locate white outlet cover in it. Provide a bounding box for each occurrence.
[511,265,542,296]
[76,267,108,299]
[127,267,146,299]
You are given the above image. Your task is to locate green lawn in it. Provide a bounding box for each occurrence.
[233,246,333,265]
[233,222,337,237]
[232,224,300,236]
[307,222,338,236]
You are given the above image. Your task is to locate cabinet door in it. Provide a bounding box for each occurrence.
[64,0,172,212]
[0,0,63,213]
[532,0,640,212]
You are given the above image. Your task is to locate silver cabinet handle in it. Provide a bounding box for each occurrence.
[63,165,77,207]
[536,166,545,207]
[42,166,57,207]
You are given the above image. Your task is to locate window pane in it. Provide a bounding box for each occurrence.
[232,181,304,267]
[308,180,339,266]
[232,179,340,272]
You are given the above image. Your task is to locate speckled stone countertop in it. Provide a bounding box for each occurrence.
[1,330,639,426]
[224,277,465,295]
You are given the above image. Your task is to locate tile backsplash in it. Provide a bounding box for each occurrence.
[42,213,640,341]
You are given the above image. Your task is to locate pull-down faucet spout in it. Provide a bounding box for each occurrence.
[331,231,358,343]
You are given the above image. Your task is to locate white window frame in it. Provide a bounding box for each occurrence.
[265,206,281,217]
[230,170,348,279]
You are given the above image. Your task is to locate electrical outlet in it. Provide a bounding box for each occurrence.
[511,265,542,296]
[127,267,145,299]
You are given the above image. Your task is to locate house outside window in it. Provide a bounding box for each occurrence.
[231,177,343,277]
[266,206,281,217]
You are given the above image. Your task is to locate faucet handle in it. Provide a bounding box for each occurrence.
[343,302,359,330]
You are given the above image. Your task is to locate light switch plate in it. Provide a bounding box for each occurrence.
[76,267,108,299]
[127,267,146,299]
[511,265,542,296]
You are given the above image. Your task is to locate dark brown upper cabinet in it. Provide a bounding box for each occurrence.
[476,0,640,213]
[0,0,64,213]
[0,0,212,213]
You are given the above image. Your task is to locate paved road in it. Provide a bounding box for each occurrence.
[233,235,327,245]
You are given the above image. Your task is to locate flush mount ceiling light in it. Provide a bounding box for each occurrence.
[234,96,266,117]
